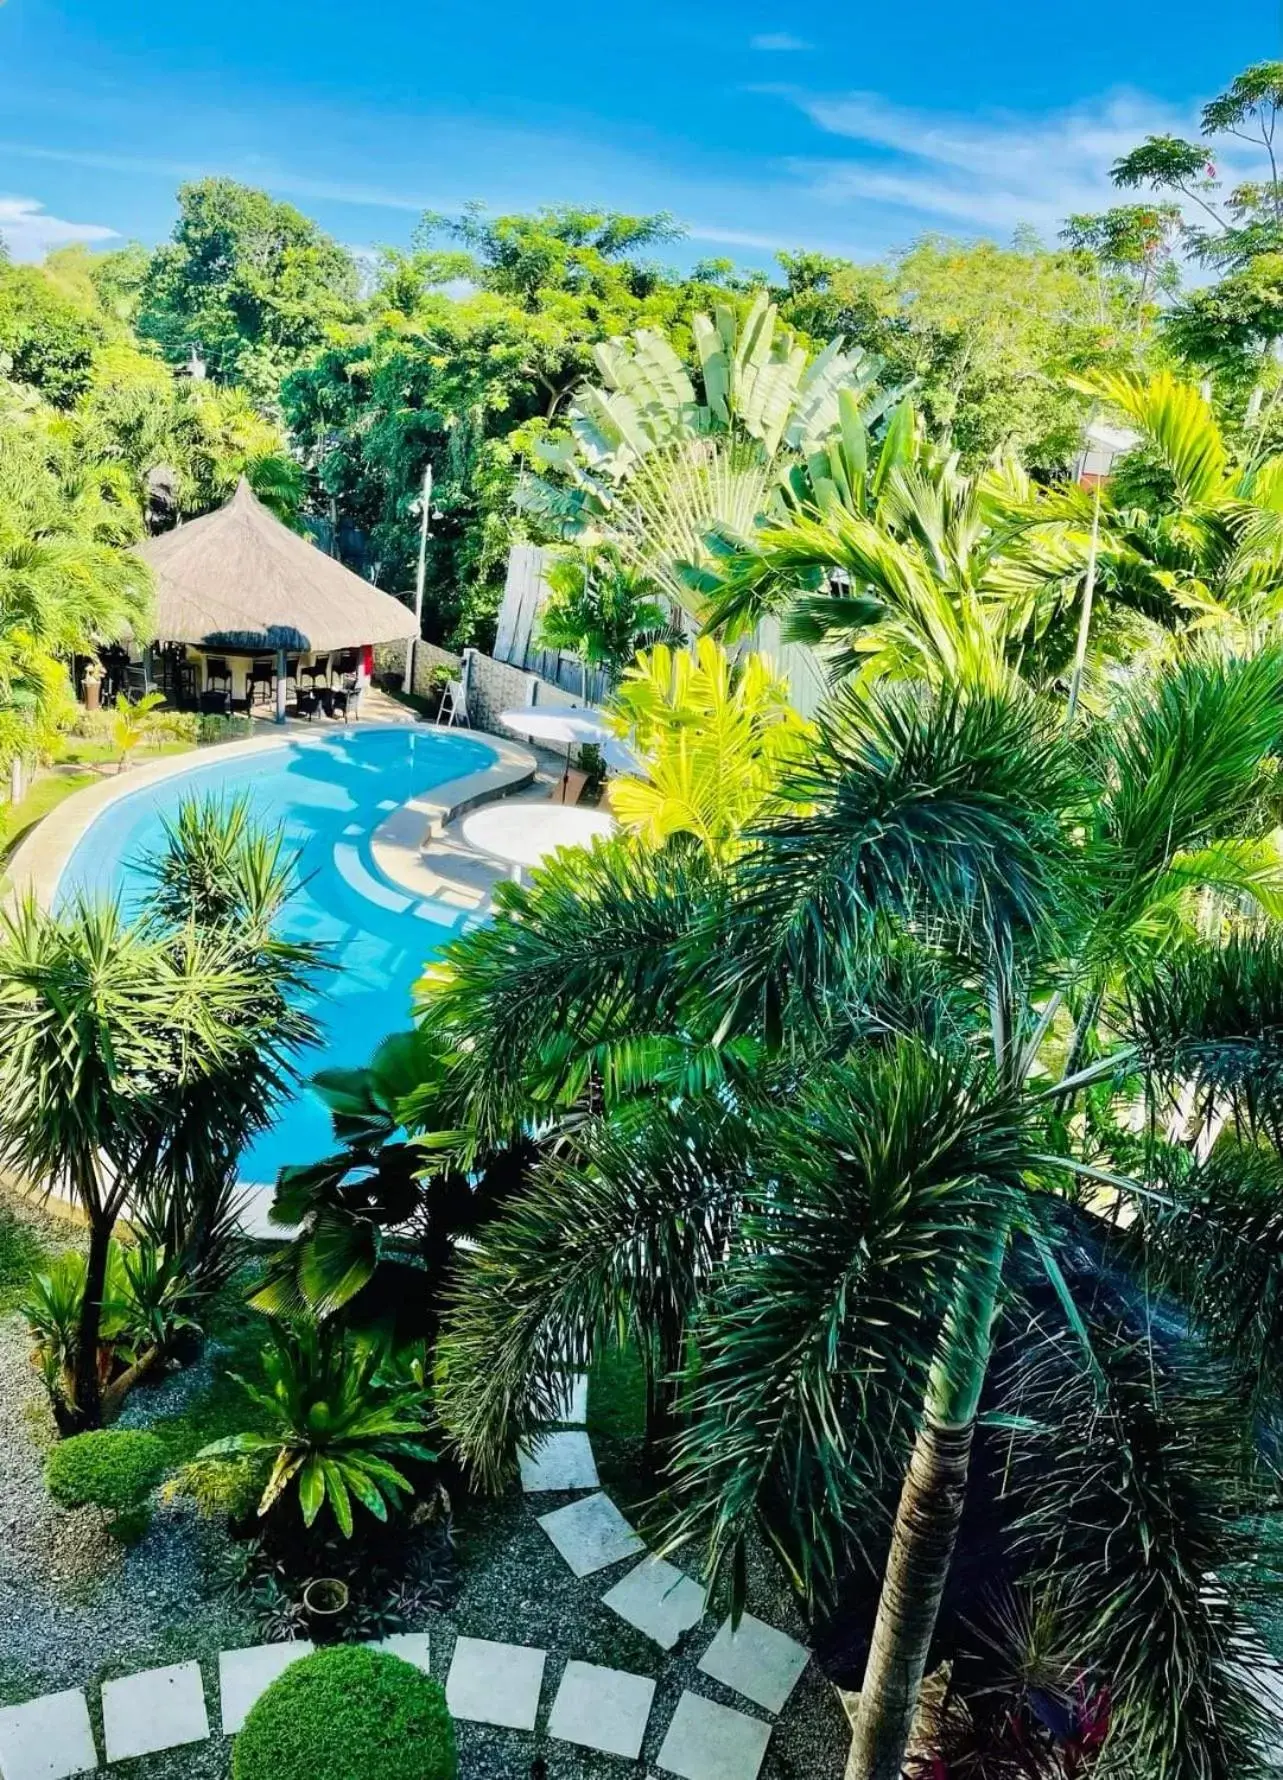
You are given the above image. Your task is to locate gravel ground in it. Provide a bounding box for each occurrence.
[0,1305,252,1775]
[425,1488,849,1780]
[0,1194,850,1778]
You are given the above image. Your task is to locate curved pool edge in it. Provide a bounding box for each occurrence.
[369,733,537,902]
[5,719,523,911]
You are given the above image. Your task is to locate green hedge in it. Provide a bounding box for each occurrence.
[233,1647,457,1780]
[45,1430,167,1513]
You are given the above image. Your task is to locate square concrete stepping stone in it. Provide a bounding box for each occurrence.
[372,1632,431,1673]
[538,1491,645,1577]
[550,1372,589,1423]
[0,1688,97,1780]
[101,1661,210,1763]
[220,1641,314,1733]
[445,1636,545,1731]
[657,1691,772,1780]
[518,1429,598,1491]
[698,1614,809,1714]
[603,1555,706,1650]
[548,1659,656,1760]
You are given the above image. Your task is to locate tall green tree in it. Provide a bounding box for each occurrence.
[428,636,1283,1780]
[280,211,735,643]
[774,235,1132,472]
[138,179,359,401]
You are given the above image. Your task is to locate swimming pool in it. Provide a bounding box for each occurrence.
[57,725,497,1184]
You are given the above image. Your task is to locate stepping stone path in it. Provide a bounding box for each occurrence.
[0,1368,824,1780]
[538,1491,646,1577]
[446,1635,546,1731]
[219,1640,315,1734]
[518,1428,599,1491]
[603,1554,707,1650]
[0,1686,97,1780]
[101,1661,210,1764]
[698,1613,810,1715]
[657,1690,774,1780]
[373,1632,432,1673]
[548,1659,656,1760]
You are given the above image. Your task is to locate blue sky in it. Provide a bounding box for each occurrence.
[0,0,1276,269]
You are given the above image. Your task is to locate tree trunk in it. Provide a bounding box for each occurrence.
[643,1323,684,1456]
[846,1222,1008,1780]
[70,1219,112,1431]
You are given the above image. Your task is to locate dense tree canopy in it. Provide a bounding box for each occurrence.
[138,179,360,401]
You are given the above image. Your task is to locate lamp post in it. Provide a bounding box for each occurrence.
[403,462,433,696]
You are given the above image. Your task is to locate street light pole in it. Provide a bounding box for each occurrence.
[403,462,433,696]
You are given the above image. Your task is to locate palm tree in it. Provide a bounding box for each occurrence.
[535,545,671,692]
[135,793,323,1293]
[0,798,321,1429]
[428,644,1283,1780]
[0,419,152,768]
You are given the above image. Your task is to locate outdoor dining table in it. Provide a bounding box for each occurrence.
[460,802,616,883]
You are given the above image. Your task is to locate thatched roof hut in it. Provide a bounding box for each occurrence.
[138,479,417,655]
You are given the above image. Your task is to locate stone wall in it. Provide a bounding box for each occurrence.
[373,640,462,700]
[461,648,585,735]
[374,640,589,738]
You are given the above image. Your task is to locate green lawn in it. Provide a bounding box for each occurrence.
[0,740,196,870]
[0,1202,52,1314]
[0,768,99,865]
[144,1278,277,1468]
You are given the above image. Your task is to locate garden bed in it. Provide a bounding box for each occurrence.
[0,1190,848,1779]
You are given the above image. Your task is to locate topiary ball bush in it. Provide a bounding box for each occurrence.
[45,1430,168,1514]
[233,1647,457,1780]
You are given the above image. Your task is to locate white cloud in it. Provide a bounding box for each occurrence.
[750,32,812,51]
[772,87,1255,243]
[0,142,462,215]
[0,196,116,259]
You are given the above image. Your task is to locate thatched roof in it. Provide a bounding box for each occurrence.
[137,479,417,654]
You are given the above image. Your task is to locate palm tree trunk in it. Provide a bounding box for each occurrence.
[69,1218,111,1431]
[846,1220,1008,1780]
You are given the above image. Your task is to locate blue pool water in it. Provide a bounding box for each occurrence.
[58,725,497,1183]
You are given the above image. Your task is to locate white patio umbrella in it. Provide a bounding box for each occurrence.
[498,705,622,798]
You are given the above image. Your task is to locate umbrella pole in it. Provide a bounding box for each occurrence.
[275,648,287,725]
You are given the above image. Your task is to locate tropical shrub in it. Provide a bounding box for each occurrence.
[199,1322,436,1537]
[195,712,254,746]
[45,1429,166,1528]
[606,637,812,859]
[19,1239,200,1417]
[536,545,669,689]
[232,1647,456,1780]
[161,1455,264,1525]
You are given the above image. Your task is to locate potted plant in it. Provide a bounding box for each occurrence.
[423,663,453,719]
[301,1574,350,1642]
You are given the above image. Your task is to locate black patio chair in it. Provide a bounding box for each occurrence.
[247,660,275,707]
